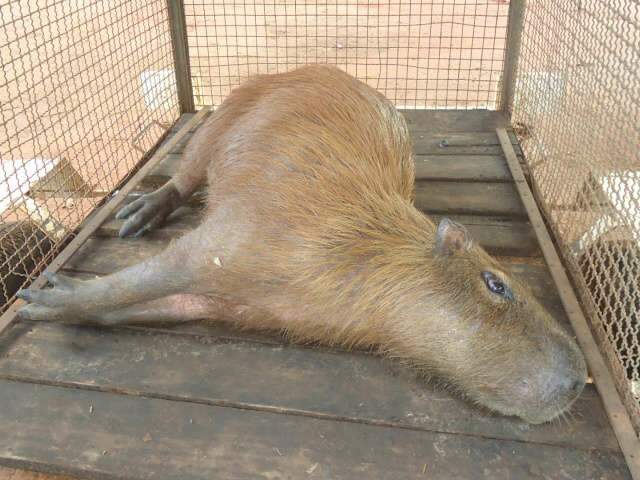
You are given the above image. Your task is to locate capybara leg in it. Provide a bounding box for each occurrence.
[16,267,188,323]
[17,231,205,322]
[21,294,220,326]
[116,182,182,238]
[117,120,216,238]
[97,294,220,325]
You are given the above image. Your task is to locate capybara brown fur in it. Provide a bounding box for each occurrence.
[18,65,587,423]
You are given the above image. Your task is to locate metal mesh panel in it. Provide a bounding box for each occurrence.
[0,1,180,311]
[183,0,510,109]
[510,1,640,430]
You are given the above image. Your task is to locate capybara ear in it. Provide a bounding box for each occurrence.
[434,218,472,257]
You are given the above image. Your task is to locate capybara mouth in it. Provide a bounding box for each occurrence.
[468,349,587,424]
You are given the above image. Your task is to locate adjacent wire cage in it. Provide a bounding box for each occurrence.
[1,0,640,437]
[509,0,640,431]
[0,0,180,309]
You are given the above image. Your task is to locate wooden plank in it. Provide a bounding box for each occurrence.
[0,380,630,480]
[413,142,522,157]
[414,155,512,182]
[498,128,640,479]
[168,112,516,155]
[501,0,526,113]
[0,321,620,453]
[409,131,515,146]
[415,181,527,218]
[0,110,212,337]
[166,0,195,113]
[414,144,505,156]
[400,110,510,132]
[167,132,520,157]
[143,152,513,189]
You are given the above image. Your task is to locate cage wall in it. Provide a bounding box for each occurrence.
[183,0,510,109]
[510,1,640,430]
[0,1,181,311]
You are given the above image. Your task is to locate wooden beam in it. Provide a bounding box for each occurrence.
[0,109,211,337]
[497,127,640,480]
[166,0,195,113]
[501,0,526,115]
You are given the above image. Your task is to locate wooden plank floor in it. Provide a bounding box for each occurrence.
[0,111,630,480]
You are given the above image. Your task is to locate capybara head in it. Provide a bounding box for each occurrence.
[408,218,587,424]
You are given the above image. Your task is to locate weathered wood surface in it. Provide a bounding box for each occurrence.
[415,182,527,218]
[0,321,619,452]
[411,131,523,155]
[147,152,513,186]
[414,155,512,182]
[0,380,630,480]
[0,110,628,480]
[401,109,509,131]
[146,150,516,191]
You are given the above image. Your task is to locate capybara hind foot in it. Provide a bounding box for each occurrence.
[116,182,182,238]
[17,272,96,322]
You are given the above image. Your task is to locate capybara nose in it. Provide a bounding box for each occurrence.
[571,379,584,395]
[550,370,586,401]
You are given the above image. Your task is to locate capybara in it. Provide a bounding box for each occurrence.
[18,65,587,423]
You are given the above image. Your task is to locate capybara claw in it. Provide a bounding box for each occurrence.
[17,303,49,321]
[16,289,32,301]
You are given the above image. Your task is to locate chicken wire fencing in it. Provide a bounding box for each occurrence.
[509,1,640,431]
[0,1,180,312]
[183,0,510,109]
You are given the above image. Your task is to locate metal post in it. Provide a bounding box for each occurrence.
[501,0,526,116]
[167,0,196,113]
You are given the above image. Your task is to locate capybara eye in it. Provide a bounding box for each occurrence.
[481,271,509,298]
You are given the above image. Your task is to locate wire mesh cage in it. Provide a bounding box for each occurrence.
[509,0,640,431]
[183,0,510,109]
[0,0,180,311]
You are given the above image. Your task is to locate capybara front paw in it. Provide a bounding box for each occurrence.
[115,185,181,238]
